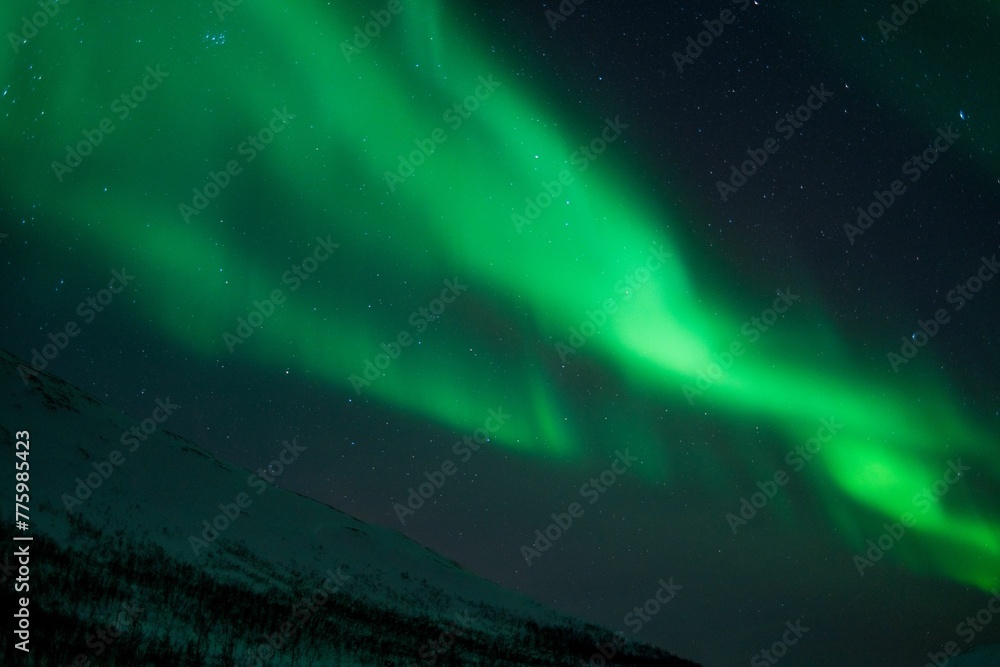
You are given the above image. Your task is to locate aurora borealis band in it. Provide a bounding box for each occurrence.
[3,0,1000,665]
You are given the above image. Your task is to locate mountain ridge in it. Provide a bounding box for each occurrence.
[1,347,700,666]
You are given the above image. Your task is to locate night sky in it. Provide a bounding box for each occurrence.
[3,1,1000,665]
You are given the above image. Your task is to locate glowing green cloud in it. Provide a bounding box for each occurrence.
[1,0,996,591]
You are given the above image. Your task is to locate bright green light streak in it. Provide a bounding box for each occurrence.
[1,0,996,590]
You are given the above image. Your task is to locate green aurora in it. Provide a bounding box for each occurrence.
[3,0,997,592]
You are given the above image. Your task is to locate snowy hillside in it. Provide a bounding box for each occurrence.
[0,348,700,666]
[950,645,1000,667]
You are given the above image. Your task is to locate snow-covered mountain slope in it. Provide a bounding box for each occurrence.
[950,645,1000,667]
[0,348,700,666]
